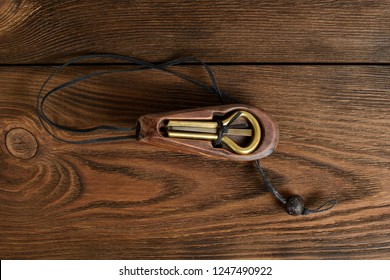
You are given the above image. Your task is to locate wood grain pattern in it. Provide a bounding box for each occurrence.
[0,0,389,63]
[0,66,389,259]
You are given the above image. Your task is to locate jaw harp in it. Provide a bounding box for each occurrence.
[136,104,279,161]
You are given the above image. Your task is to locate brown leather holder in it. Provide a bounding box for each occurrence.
[137,104,279,161]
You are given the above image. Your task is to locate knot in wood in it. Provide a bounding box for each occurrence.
[5,128,38,159]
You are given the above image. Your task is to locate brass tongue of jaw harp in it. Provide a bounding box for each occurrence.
[166,111,261,155]
[167,124,253,136]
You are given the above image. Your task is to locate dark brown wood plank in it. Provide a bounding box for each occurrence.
[0,0,389,64]
[0,65,389,259]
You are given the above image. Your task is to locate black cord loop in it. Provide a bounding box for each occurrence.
[302,199,337,216]
[255,159,336,215]
[37,54,236,144]
[37,53,336,216]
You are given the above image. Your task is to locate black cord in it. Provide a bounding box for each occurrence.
[37,54,336,215]
[213,111,243,147]
[37,54,236,144]
[255,159,336,215]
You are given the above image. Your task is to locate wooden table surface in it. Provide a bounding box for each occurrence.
[0,0,389,259]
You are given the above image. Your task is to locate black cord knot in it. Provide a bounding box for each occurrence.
[284,195,337,216]
[212,111,242,147]
[255,159,337,216]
